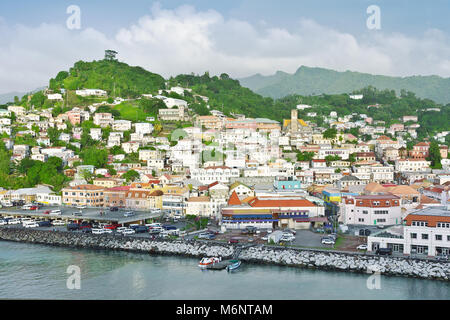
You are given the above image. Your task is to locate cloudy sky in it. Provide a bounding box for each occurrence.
[0,0,449,94]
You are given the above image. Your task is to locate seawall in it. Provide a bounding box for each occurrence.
[0,228,448,281]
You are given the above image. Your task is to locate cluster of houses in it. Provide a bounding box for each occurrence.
[1,89,450,257]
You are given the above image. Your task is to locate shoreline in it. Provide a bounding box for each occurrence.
[0,228,448,282]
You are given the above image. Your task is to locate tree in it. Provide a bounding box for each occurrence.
[427,141,442,169]
[30,91,46,108]
[104,50,118,61]
[121,169,140,182]
[323,128,338,140]
[80,147,108,168]
[296,151,315,162]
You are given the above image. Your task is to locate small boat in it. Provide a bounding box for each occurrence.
[198,257,221,268]
[226,260,241,272]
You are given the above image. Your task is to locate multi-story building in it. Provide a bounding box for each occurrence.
[395,158,431,172]
[368,206,450,257]
[103,186,130,208]
[186,196,212,217]
[340,194,402,226]
[190,166,240,184]
[112,120,132,132]
[93,113,114,127]
[62,185,105,207]
[409,142,430,159]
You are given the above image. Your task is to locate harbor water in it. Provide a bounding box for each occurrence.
[0,241,449,300]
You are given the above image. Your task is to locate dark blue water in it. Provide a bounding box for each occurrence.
[0,241,448,300]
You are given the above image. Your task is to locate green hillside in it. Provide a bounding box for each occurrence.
[172,72,290,121]
[239,66,450,104]
[49,59,166,98]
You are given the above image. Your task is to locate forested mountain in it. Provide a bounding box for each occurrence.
[239,66,450,104]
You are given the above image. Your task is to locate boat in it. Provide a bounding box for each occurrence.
[198,257,221,268]
[226,260,241,272]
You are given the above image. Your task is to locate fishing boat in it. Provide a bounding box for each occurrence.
[226,260,241,272]
[198,257,221,268]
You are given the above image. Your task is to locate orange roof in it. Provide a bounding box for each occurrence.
[248,198,316,208]
[228,191,242,206]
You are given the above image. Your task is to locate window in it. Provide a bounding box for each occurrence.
[421,234,428,240]
[363,210,368,214]
[435,235,442,241]
[411,233,417,239]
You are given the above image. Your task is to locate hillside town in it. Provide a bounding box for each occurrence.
[0,81,450,260]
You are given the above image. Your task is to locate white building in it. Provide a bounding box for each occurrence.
[76,89,107,97]
[368,206,450,257]
[395,159,431,172]
[112,120,132,132]
[190,166,240,184]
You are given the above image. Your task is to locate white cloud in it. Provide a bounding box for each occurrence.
[0,4,449,94]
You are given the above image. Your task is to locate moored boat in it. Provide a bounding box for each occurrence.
[198,257,221,268]
[226,260,241,272]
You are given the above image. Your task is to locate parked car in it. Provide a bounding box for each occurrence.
[50,210,62,215]
[163,225,177,230]
[102,228,113,234]
[24,222,39,228]
[149,228,162,234]
[198,232,211,239]
[376,248,392,256]
[29,206,39,211]
[43,210,51,215]
[81,228,92,234]
[78,222,92,230]
[21,218,33,225]
[357,244,368,251]
[122,228,136,235]
[8,218,21,225]
[67,223,80,231]
[51,220,65,226]
[132,226,149,233]
[2,202,13,207]
[92,229,105,235]
[280,234,295,242]
[123,211,135,217]
[72,211,82,216]
[76,205,86,209]
[103,224,120,230]
[0,220,7,226]
[245,226,257,234]
[116,227,127,233]
[109,207,119,212]
[321,238,335,245]
[228,238,239,244]
[38,220,52,227]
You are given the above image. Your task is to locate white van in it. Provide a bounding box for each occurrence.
[24,222,39,228]
[8,218,21,225]
[50,210,62,215]
[92,229,105,235]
